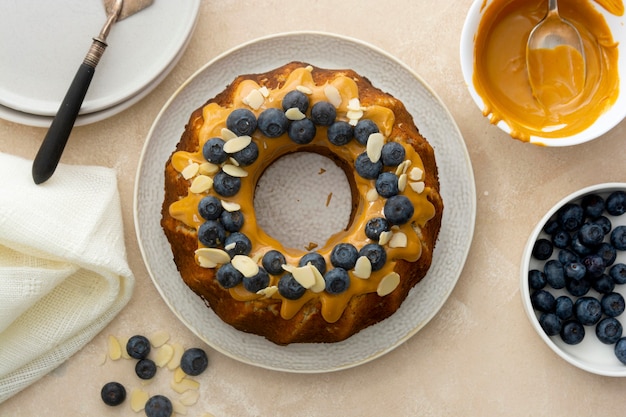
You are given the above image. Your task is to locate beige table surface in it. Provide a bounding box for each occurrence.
[2,0,626,416]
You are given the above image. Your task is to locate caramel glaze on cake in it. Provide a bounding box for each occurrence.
[161,62,443,345]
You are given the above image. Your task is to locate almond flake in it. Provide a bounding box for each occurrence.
[409,167,424,181]
[195,248,230,265]
[189,175,213,194]
[229,157,240,167]
[285,107,306,121]
[131,389,150,412]
[171,377,200,394]
[232,255,259,277]
[398,173,408,192]
[366,133,385,163]
[366,188,379,202]
[181,162,199,180]
[243,89,265,110]
[353,256,372,279]
[197,255,217,269]
[222,164,248,178]
[377,272,400,296]
[296,85,313,95]
[379,230,393,246]
[223,135,252,154]
[221,128,237,140]
[154,343,175,367]
[172,399,187,416]
[309,264,326,293]
[395,160,412,176]
[282,263,296,273]
[180,390,200,407]
[221,200,241,212]
[107,335,122,360]
[168,343,185,371]
[410,181,425,193]
[347,97,362,111]
[324,85,342,107]
[258,86,270,97]
[150,330,170,347]
[293,264,316,289]
[199,162,219,175]
[257,286,278,298]
[389,232,408,248]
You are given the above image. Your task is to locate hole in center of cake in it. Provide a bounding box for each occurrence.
[254,151,352,252]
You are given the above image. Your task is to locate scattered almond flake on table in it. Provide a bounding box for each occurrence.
[154,344,175,367]
[131,388,150,412]
[108,335,122,360]
[171,376,200,394]
[150,330,170,348]
[168,343,185,371]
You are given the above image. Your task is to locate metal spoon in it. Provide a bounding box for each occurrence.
[526,0,586,102]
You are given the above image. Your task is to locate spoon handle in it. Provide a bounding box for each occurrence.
[548,0,558,13]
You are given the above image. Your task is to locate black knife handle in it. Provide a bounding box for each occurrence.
[32,38,107,184]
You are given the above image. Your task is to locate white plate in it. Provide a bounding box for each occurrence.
[134,31,476,373]
[0,0,200,118]
[521,183,626,377]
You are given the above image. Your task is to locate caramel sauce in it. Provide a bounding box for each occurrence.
[169,66,436,323]
[473,0,620,141]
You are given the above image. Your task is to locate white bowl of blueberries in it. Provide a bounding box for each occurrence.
[521,183,626,376]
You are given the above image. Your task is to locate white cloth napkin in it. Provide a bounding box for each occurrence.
[0,152,134,403]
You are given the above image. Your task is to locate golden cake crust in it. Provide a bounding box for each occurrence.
[161,62,443,345]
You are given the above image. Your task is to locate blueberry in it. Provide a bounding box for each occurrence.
[544,260,565,289]
[374,172,400,198]
[529,269,547,290]
[358,243,387,271]
[610,263,626,284]
[596,242,617,267]
[384,195,415,226]
[310,101,336,126]
[287,118,316,144]
[216,263,243,288]
[262,250,286,275]
[232,141,259,166]
[226,108,257,136]
[565,276,591,297]
[355,152,383,179]
[575,296,603,326]
[596,317,623,344]
[582,254,605,279]
[198,196,223,221]
[615,338,626,364]
[101,382,126,406]
[220,210,244,232]
[330,243,359,270]
[558,249,579,265]
[579,223,604,247]
[180,348,208,376]
[213,171,241,197]
[555,296,574,320]
[258,108,289,137]
[532,238,553,260]
[570,232,594,256]
[560,320,585,345]
[365,217,390,241]
[543,219,560,235]
[610,225,626,250]
[278,273,306,300]
[282,90,309,113]
[202,137,228,164]
[539,313,561,336]
[354,119,379,145]
[557,203,584,232]
[590,216,612,235]
[135,358,157,380]
[381,142,406,167]
[327,121,353,146]
[145,395,173,417]
[198,220,226,248]
[581,194,605,219]
[531,289,556,313]
[243,267,270,293]
[601,292,625,317]
[224,232,252,257]
[606,190,626,216]
[564,262,586,281]
[126,335,151,360]
[551,228,571,249]
[299,252,327,274]
[324,268,351,294]
[592,274,615,294]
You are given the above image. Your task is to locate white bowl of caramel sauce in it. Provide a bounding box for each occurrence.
[460,0,626,146]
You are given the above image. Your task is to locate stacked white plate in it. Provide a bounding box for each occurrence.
[0,0,200,127]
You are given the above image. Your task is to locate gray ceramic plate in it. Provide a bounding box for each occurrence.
[134,31,476,373]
